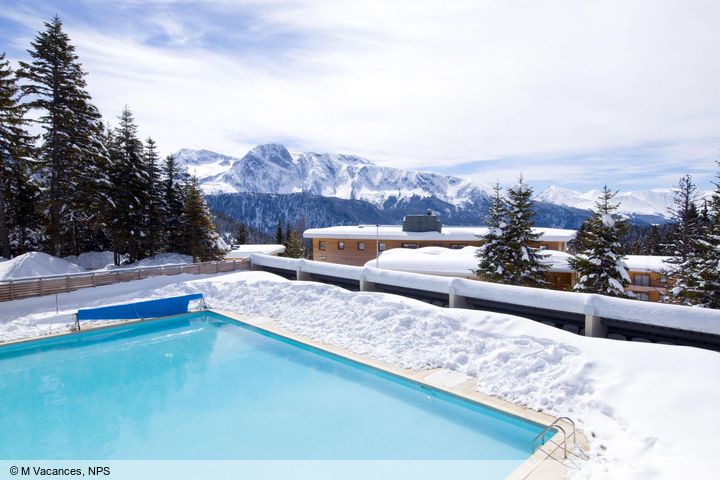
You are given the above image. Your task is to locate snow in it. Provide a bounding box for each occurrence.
[624,255,672,272]
[252,254,720,335]
[116,253,194,268]
[536,185,712,218]
[364,246,574,276]
[303,225,577,243]
[0,271,718,478]
[187,143,493,206]
[0,252,85,280]
[64,251,117,270]
[225,244,285,259]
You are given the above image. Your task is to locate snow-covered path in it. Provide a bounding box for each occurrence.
[1,271,718,478]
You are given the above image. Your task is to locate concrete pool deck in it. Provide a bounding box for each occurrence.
[0,310,589,478]
[214,309,590,479]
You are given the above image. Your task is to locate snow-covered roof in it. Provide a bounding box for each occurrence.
[363,246,574,277]
[226,244,286,258]
[304,225,576,242]
[623,255,672,273]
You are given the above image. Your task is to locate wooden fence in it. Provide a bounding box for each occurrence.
[0,259,250,302]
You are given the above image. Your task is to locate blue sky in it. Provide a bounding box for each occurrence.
[1,0,719,192]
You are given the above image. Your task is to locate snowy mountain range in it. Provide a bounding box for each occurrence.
[176,144,490,206]
[175,144,682,223]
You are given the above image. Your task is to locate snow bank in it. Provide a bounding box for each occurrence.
[226,244,285,258]
[64,251,117,270]
[119,253,193,268]
[0,252,85,280]
[2,271,717,478]
[298,258,363,281]
[250,254,720,335]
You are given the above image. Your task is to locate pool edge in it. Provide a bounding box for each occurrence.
[0,310,588,477]
[212,309,589,479]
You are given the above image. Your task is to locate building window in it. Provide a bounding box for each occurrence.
[633,274,650,287]
[358,242,366,251]
[338,241,345,250]
[449,244,465,249]
[401,243,418,249]
[635,292,649,301]
[378,242,386,251]
[319,241,327,251]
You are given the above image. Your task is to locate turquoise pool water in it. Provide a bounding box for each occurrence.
[0,312,544,463]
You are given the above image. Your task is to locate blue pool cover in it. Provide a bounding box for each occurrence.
[76,293,205,320]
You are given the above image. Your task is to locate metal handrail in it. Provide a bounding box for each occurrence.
[555,416,576,445]
[532,419,570,458]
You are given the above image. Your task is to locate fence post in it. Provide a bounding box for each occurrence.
[448,283,468,308]
[296,261,312,281]
[359,272,378,292]
[584,296,607,338]
[215,262,219,274]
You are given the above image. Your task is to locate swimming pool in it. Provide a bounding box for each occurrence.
[0,311,546,465]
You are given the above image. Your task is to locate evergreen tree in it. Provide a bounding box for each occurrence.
[646,224,662,255]
[666,173,719,306]
[182,176,223,262]
[18,16,109,256]
[501,177,548,287]
[161,153,186,253]
[474,182,511,283]
[666,175,701,264]
[568,186,631,297]
[235,223,248,245]
[274,220,283,245]
[283,227,305,258]
[0,52,40,258]
[143,137,164,256]
[107,107,149,263]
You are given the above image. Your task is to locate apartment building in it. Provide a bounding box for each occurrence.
[304,212,577,267]
[624,255,672,302]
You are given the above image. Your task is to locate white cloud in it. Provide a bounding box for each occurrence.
[4,0,720,189]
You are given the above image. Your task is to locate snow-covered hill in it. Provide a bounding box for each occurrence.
[174,148,237,180]
[175,144,689,220]
[535,185,707,218]
[175,144,492,206]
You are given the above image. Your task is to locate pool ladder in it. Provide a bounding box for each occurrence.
[532,416,576,459]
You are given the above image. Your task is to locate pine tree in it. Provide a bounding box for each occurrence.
[283,227,305,258]
[182,176,223,262]
[666,175,701,263]
[107,106,149,263]
[0,52,40,258]
[569,186,631,297]
[501,177,548,287]
[474,182,511,283]
[646,224,662,255]
[161,153,186,253]
[666,174,716,305]
[235,223,248,245]
[274,219,283,245]
[143,137,164,256]
[693,162,720,308]
[18,16,109,256]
